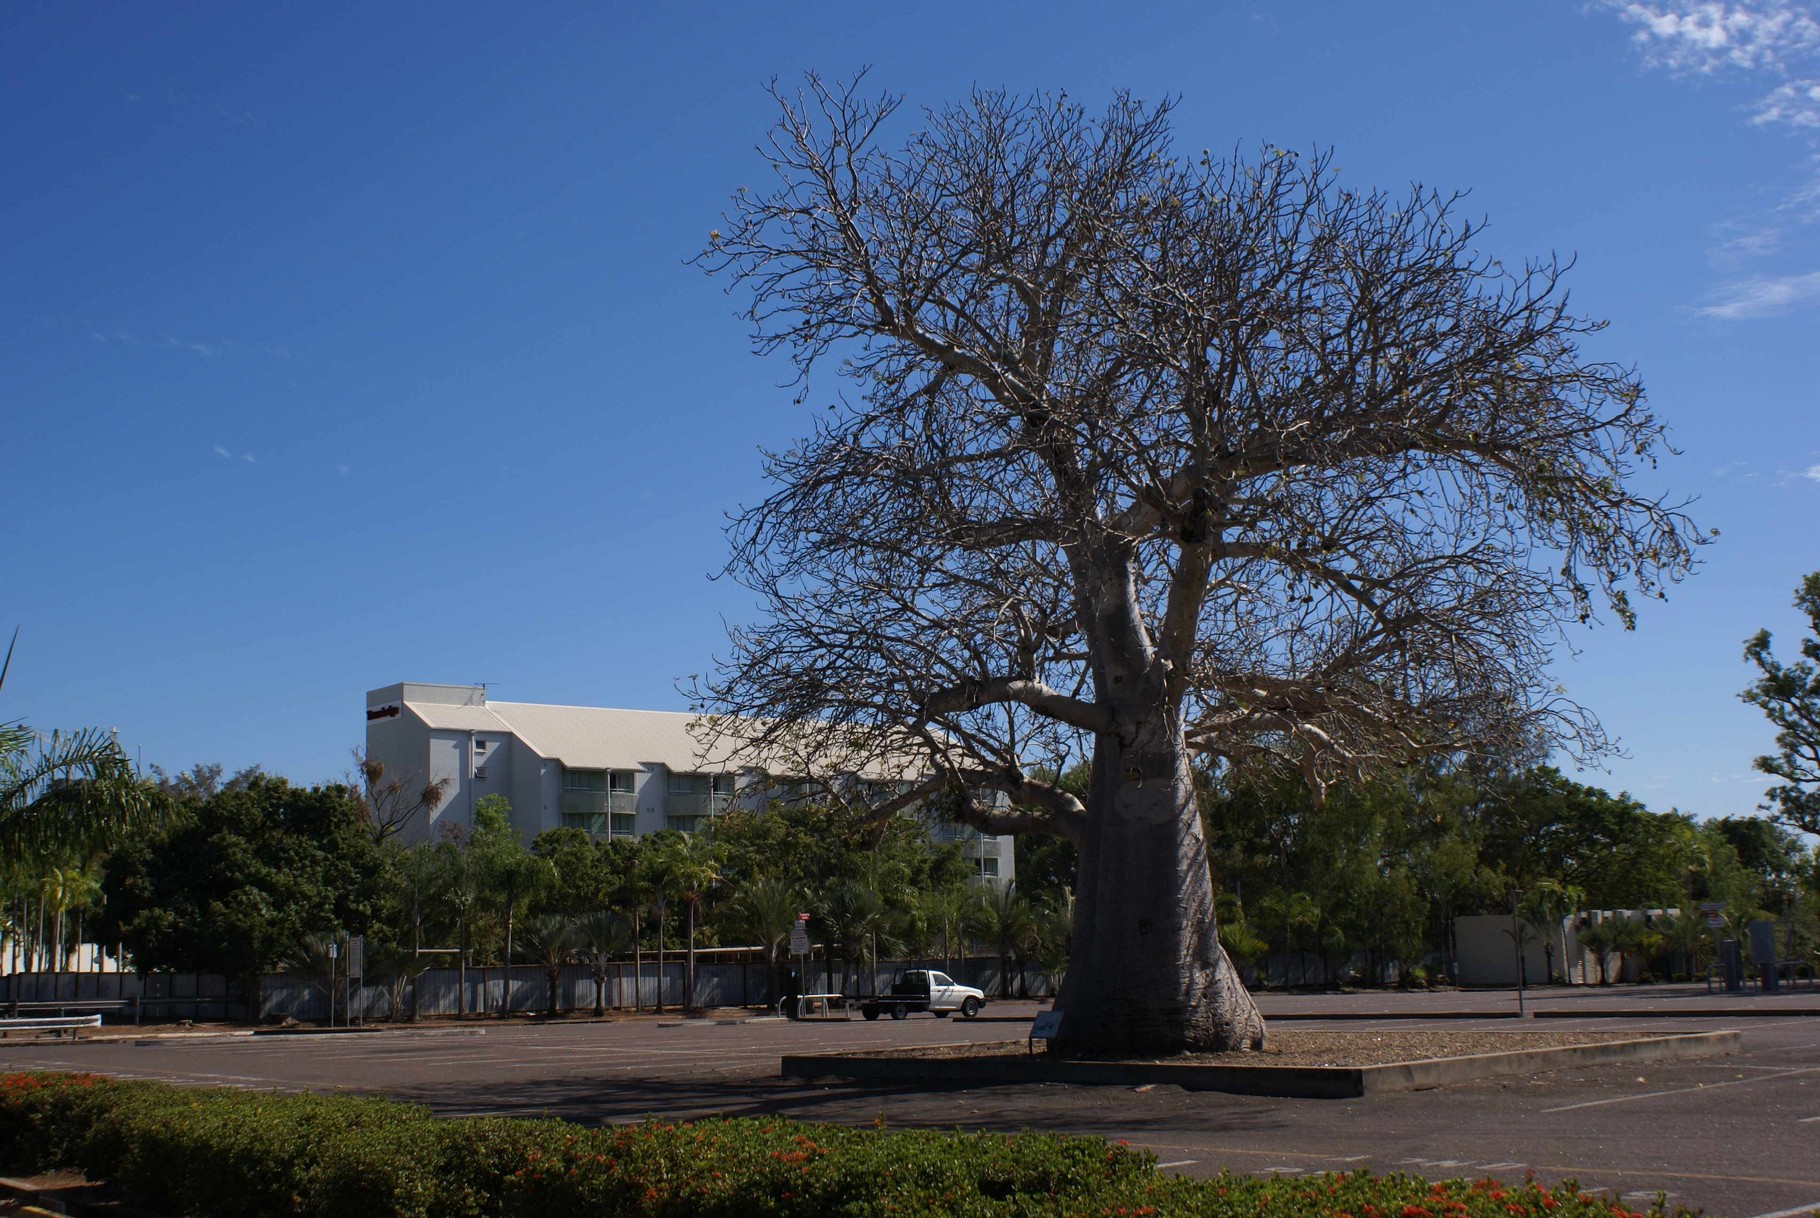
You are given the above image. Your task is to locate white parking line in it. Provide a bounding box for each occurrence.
[1743,1203,1820,1218]
[1540,1065,1820,1113]
[1154,1159,1196,1169]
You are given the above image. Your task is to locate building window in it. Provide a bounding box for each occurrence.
[563,769,607,793]
[980,856,1000,878]
[475,739,488,752]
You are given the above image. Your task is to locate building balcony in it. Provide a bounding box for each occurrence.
[559,789,636,816]
[665,792,733,819]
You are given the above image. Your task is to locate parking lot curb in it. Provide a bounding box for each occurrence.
[780,1029,1741,1098]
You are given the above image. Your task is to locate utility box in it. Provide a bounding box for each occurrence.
[1748,920,1779,994]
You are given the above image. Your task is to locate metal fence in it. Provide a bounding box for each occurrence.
[1,956,1054,1023]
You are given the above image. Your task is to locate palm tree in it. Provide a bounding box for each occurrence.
[365,942,429,1022]
[1656,909,1711,981]
[814,878,888,993]
[662,832,725,1011]
[1215,892,1268,984]
[577,911,632,1015]
[516,914,583,1016]
[279,932,341,1023]
[1519,880,1585,984]
[926,883,974,977]
[430,835,483,1015]
[1576,917,1623,986]
[734,876,803,1001]
[2,631,159,860]
[1034,889,1075,995]
[38,860,100,972]
[975,883,1039,998]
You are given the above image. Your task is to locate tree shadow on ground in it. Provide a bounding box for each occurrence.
[376,1072,1303,1140]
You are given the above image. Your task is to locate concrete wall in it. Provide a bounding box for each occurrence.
[1455,914,1556,986]
[364,693,436,843]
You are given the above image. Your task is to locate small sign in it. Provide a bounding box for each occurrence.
[789,928,810,955]
[328,942,339,959]
[1030,1010,1064,1040]
[1701,901,1726,928]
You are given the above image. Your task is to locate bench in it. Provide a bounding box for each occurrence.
[0,1014,102,1039]
[783,993,852,1020]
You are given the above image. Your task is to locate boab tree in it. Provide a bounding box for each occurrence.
[695,77,1701,1056]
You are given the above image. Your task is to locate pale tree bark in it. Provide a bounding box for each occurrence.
[691,75,1703,1056]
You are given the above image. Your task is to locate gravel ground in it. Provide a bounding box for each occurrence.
[892,1028,1645,1067]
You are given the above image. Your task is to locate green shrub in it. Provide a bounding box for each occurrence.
[0,1071,1695,1218]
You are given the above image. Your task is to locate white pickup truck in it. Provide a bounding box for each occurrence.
[858,969,986,1020]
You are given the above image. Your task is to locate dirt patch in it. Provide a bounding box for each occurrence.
[893,1028,1644,1068]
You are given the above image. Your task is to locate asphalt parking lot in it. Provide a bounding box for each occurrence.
[2,988,1816,1218]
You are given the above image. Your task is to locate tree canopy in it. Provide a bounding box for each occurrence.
[696,77,1702,1054]
[1742,572,1820,834]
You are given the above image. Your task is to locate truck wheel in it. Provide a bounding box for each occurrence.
[890,1004,909,1020]
[960,997,981,1019]
[862,1006,881,1021]
[933,1010,951,1018]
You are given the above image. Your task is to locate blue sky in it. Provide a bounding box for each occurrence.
[3,2,1816,818]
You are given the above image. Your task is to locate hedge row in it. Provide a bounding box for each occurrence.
[0,1072,1692,1218]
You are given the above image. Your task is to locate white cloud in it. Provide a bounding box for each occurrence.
[1605,1,1820,73]
[1698,268,1820,314]
[240,453,256,463]
[212,445,231,459]
[1803,462,1820,480]
[158,334,216,356]
[1754,76,1820,124]
[1598,3,1820,315]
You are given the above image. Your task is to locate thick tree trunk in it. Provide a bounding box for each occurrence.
[1052,726,1265,1057]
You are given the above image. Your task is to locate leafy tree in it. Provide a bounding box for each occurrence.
[695,77,1700,1055]
[1705,815,1805,915]
[148,762,264,801]
[531,828,618,919]
[96,776,385,1014]
[1743,572,1820,834]
[470,795,552,999]
[428,829,484,1015]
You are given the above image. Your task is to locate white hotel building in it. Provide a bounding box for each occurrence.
[365,682,1013,882]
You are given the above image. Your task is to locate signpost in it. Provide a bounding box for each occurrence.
[328,941,340,1028]
[789,925,810,956]
[1029,1009,1063,1055]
